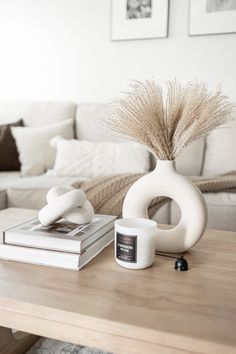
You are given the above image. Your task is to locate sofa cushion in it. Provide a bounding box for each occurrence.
[75,103,124,142]
[12,119,74,176]
[0,172,19,210]
[150,203,170,225]
[51,137,150,177]
[175,139,205,176]
[0,101,76,126]
[150,139,205,175]
[4,173,86,189]
[170,193,236,232]
[0,119,24,171]
[0,171,21,187]
[6,174,87,210]
[203,119,236,176]
[7,188,50,210]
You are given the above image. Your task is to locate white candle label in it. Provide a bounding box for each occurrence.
[116,232,137,263]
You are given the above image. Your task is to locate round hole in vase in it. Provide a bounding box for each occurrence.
[122,160,208,253]
[151,198,181,231]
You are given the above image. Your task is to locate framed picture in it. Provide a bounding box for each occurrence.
[110,0,169,41]
[189,0,236,36]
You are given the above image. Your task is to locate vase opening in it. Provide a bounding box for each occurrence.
[149,197,181,230]
[154,159,176,173]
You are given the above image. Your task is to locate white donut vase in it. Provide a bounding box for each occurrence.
[38,187,94,226]
[122,160,208,253]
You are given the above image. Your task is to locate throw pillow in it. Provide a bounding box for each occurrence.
[11,119,74,176]
[203,119,236,176]
[175,139,205,176]
[149,139,206,176]
[51,137,150,177]
[0,119,24,171]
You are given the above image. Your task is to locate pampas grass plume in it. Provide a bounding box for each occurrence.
[103,80,233,160]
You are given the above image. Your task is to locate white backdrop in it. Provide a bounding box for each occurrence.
[0,0,235,103]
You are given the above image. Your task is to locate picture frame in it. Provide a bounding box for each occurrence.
[110,0,169,41]
[189,0,236,36]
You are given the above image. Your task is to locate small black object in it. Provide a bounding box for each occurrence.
[175,256,189,271]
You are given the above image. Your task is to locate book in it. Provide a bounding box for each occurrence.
[0,228,114,270]
[0,216,36,243]
[4,214,116,253]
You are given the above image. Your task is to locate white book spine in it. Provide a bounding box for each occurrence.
[0,244,79,269]
[0,229,114,270]
[5,221,114,253]
[0,216,36,244]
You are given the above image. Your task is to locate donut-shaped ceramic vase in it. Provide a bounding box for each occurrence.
[122,160,208,253]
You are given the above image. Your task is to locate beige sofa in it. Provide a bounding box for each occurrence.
[0,101,235,231]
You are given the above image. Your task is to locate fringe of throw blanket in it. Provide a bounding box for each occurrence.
[72,172,236,218]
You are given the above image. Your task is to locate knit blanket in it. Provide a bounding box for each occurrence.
[72,172,236,217]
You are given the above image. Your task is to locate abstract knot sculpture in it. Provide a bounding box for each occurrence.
[38,187,94,226]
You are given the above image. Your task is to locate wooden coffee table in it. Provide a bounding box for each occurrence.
[0,208,235,354]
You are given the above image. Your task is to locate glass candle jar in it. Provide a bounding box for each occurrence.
[114,218,157,269]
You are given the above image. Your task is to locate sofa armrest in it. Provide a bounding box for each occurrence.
[170,192,236,232]
[0,190,7,210]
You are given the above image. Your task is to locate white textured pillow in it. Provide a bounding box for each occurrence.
[51,138,150,177]
[12,119,74,176]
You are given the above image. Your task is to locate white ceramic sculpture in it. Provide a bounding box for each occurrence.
[122,160,208,253]
[38,187,94,226]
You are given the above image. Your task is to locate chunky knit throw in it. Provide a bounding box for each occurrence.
[72,172,236,217]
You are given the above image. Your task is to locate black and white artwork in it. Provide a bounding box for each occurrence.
[111,0,169,41]
[126,0,152,20]
[189,0,236,35]
[206,0,236,12]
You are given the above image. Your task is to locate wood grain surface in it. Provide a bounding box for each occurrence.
[0,208,235,354]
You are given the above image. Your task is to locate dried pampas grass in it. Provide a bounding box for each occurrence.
[103,80,233,160]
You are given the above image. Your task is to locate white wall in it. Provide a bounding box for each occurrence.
[0,0,235,103]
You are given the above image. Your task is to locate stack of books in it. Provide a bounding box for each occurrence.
[0,214,116,270]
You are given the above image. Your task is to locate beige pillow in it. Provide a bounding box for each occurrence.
[12,119,74,176]
[203,119,236,176]
[175,139,205,176]
[150,139,205,176]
